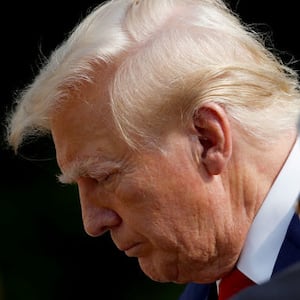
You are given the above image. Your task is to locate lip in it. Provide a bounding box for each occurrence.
[123,243,143,257]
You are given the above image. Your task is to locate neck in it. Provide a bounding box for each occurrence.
[230,130,297,223]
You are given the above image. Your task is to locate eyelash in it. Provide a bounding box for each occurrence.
[95,170,119,184]
[102,173,113,182]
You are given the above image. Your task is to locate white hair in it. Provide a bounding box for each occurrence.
[6,0,300,151]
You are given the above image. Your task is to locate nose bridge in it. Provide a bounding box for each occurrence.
[78,180,122,237]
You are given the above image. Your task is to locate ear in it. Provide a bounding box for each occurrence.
[193,103,232,175]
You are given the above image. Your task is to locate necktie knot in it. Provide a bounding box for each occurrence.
[218,268,255,300]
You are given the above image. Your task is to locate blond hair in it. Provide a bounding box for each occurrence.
[6,0,300,151]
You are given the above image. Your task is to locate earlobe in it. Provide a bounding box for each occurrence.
[193,103,232,175]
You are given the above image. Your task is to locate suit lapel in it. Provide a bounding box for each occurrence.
[272,214,300,275]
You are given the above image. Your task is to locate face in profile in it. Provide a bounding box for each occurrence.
[50,81,246,284]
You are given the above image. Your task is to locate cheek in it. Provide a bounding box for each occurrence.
[116,178,167,230]
[117,172,203,243]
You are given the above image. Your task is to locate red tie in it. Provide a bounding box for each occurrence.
[218,268,255,300]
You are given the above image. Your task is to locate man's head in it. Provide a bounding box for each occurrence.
[5,0,300,285]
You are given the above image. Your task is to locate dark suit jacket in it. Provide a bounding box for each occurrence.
[178,214,300,300]
[230,261,300,300]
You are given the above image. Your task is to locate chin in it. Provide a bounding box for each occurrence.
[138,256,179,283]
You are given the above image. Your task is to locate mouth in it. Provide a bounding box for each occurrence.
[122,243,144,257]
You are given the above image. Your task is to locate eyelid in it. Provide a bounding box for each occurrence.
[96,173,113,184]
[87,167,120,183]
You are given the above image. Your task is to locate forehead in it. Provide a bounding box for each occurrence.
[49,79,126,171]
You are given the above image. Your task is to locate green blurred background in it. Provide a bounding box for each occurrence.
[1,1,299,299]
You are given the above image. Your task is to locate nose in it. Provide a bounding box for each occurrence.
[78,179,122,237]
[81,203,122,237]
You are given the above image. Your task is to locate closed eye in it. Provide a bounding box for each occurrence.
[93,169,120,185]
[99,172,114,183]
[57,158,122,185]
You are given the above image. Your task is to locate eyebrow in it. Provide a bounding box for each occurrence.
[57,156,122,184]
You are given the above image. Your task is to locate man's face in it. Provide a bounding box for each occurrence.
[50,83,244,284]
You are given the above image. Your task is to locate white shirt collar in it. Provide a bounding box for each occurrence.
[237,136,300,284]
